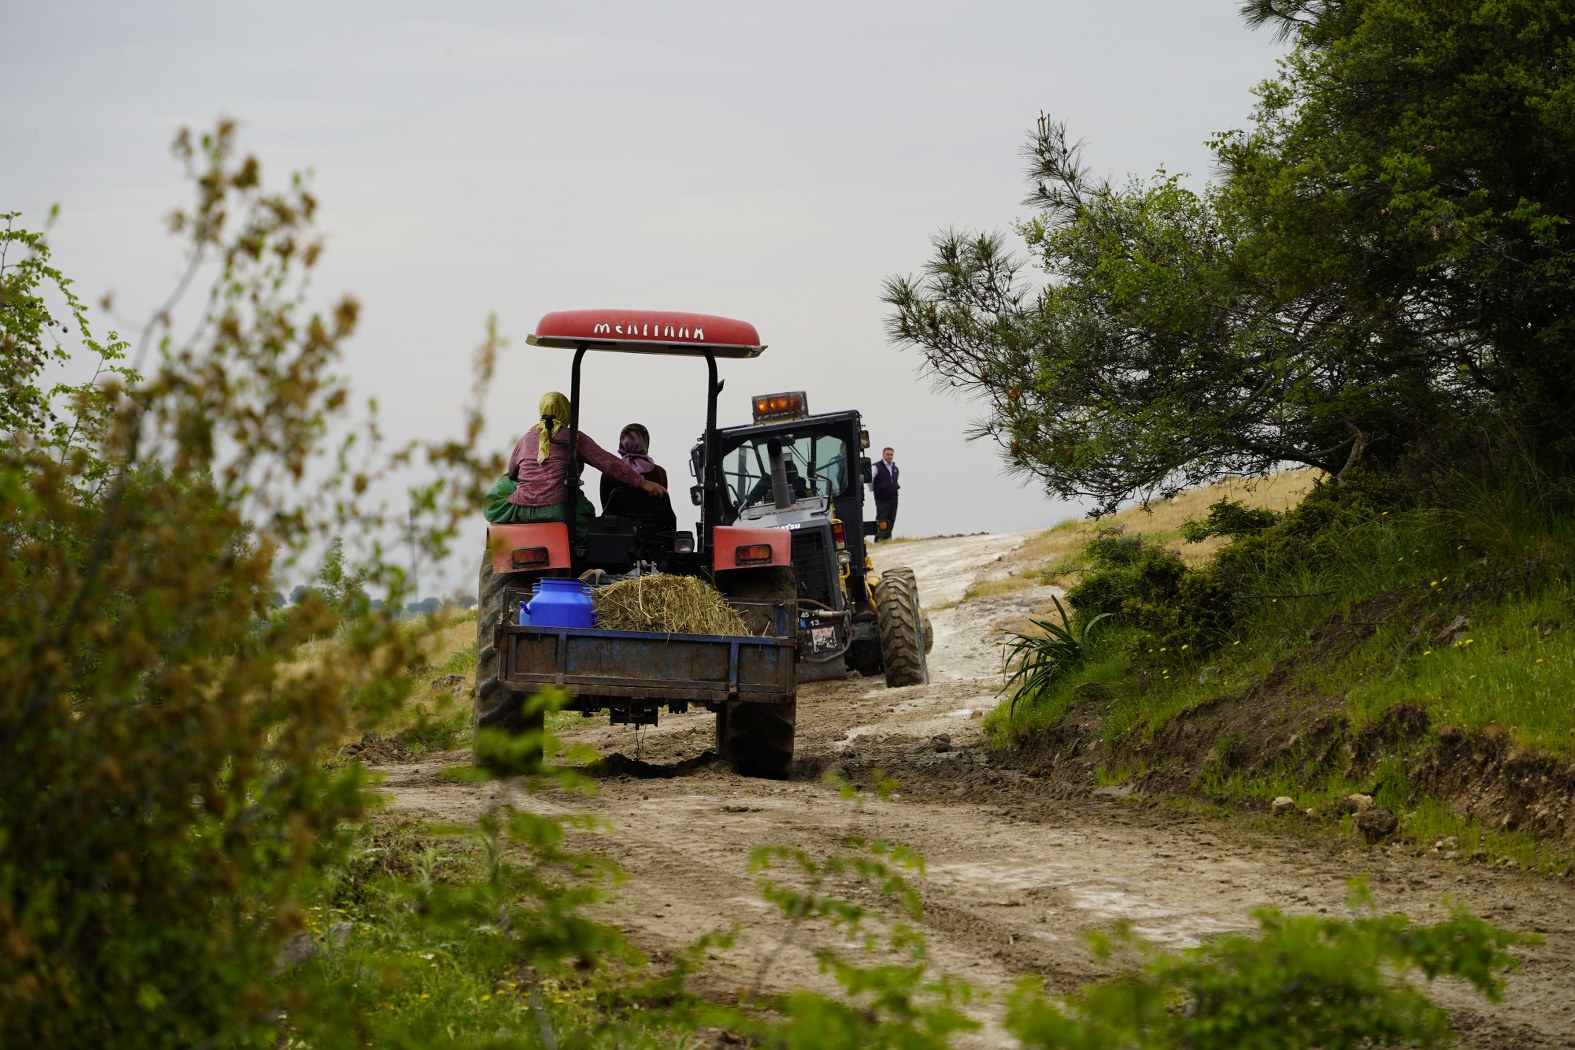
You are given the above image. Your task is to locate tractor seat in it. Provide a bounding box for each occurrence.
[602,486,677,533]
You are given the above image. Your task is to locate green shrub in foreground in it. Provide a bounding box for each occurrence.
[1006,885,1534,1049]
[1,134,378,1047]
[744,783,1528,1049]
[1,125,497,1047]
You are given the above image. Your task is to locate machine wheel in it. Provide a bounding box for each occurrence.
[880,566,933,654]
[875,569,928,687]
[716,699,796,779]
[474,554,544,769]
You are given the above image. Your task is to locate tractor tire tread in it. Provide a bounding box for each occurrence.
[717,700,796,779]
[475,555,543,745]
[875,567,927,687]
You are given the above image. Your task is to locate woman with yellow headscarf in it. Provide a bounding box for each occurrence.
[487,392,666,542]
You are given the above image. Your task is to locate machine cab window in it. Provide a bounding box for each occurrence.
[721,431,852,513]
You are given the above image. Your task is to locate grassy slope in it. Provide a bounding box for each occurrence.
[988,470,1575,874]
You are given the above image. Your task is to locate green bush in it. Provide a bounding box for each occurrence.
[1006,885,1533,1049]
[1178,497,1278,542]
[0,125,495,1047]
[1063,474,1420,657]
[1064,526,1235,653]
[1219,469,1405,570]
[1203,469,1424,614]
[1064,526,1181,617]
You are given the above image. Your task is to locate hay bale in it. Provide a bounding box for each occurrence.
[591,573,750,636]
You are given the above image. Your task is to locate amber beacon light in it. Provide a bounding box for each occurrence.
[751,391,809,423]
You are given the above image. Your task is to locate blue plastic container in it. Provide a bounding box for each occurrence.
[517,580,547,626]
[527,577,595,628]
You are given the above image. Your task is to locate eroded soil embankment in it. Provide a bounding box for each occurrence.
[1004,584,1575,860]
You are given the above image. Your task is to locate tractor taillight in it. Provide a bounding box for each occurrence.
[510,546,550,568]
[832,521,847,549]
[735,543,774,566]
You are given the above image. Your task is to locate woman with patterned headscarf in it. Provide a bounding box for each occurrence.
[599,422,678,532]
[491,392,665,541]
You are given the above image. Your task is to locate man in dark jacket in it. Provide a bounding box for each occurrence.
[871,446,899,541]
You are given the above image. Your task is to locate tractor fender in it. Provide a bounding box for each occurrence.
[486,522,572,575]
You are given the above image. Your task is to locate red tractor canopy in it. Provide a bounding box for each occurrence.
[527,309,765,357]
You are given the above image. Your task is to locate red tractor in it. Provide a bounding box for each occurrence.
[476,310,800,777]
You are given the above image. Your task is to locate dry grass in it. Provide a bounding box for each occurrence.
[1004,469,1322,583]
[281,608,471,682]
[591,573,749,635]
[961,577,1035,602]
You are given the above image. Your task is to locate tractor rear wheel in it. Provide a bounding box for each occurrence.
[475,555,544,769]
[716,699,796,779]
[875,567,928,687]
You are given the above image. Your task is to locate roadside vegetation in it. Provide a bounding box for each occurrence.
[988,460,1575,874]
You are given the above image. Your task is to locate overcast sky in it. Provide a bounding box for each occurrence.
[4,0,1285,596]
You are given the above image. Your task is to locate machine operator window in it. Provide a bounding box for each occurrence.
[726,433,851,508]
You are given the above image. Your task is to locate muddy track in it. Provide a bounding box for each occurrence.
[375,533,1575,1048]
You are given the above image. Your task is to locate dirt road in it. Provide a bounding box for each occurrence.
[378,533,1575,1047]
